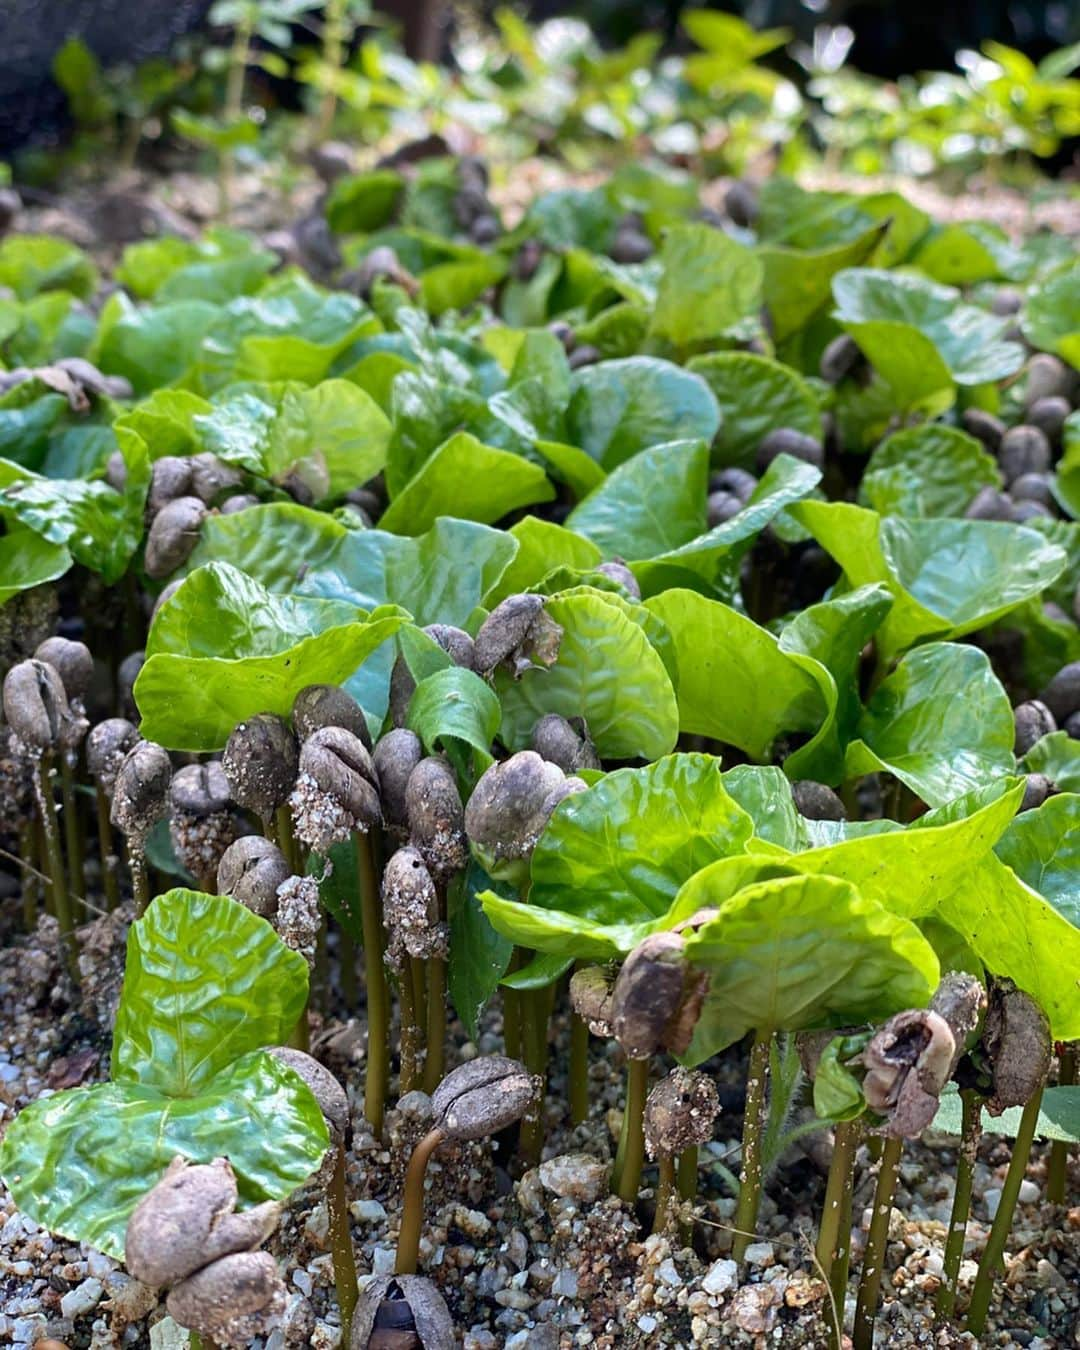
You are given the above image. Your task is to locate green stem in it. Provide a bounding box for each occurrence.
[569,1002,589,1127]
[398,963,420,1094]
[36,757,77,978]
[852,1134,903,1350]
[421,955,447,1095]
[613,1056,650,1203]
[276,805,300,875]
[517,983,550,1166]
[59,755,85,916]
[37,816,54,916]
[19,823,38,930]
[1046,1047,1075,1205]
[817,1119,859,1344]
[732,1029,772,1263]
[965,1086,1044,1336]
[130,840,150,918]
[676,1145,699,1246]
[503,948,522,1061]
[328,1144,358,1338]
[395,1127,445,1276]
[653,1153,677,1234]
[318,0,347,138]
[936,1090,981,1320]
[356,831,388,1137]
[95,785,120,911]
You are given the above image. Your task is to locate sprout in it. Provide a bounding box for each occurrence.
[382,846,445,966]
[124,1156,281,1289]
[569,964,615,1037]
[33,637,93,703]
[147,456,193,516]
[144,496,208,579]
[166,1250,286,1348]
[756,427,824,473]
[464,750,584,883]
[350,1275,454,1350]
[373,728,423,834]
[1027,395,1070,444]
[644,1067,721,1234]
[998,425,1051,484]
[267,1047,349,1147]
[273,874,322,966]
[472,594,562,677]
[983,980,1052,1115]
[291,725,381,852]
[86,718,139,797]
[389,624,476,726]
[188,453,244,505]
[293,683,372,747]
[1038,660,1080,723]
[529,713,600,775]
[819,334,863,384]
[217,835,291,918]
[610,932,707,1060]
[860,1008,956,1138]
[111,741,172,840]
[405,757,466,878]
[2,659,84,754]
[117,650,144,722]
[594,559,641,598]
[222,713,299,823]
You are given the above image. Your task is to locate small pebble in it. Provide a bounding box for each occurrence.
[702,1258,738,1295]
[538,1153,608,1203]
[743,1241,775,1268]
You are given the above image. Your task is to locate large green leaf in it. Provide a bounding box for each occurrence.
[484,516,602,607]
[859,424,1001,519]
[678,873,940,1061]
[113,389,213,460]
[0,517,71,603]
[760,223,887,343]
[113,889,310,1096]
[565,438,708,560]
[1021,731,1080,793]
[629,455,822,599]
[645,589,825,759]
[480,887,645,961]
[1022,261,1080,368]
[406,666,501,774]
[650,225,763,347]
[494,590,679,761]
[845,643,1016,806]
[833,268,1025,387]
[939,855,1080,1040]
[0,1052,327,1261]
[564,357,720,471]
[448,861,514,1041]
[135,562,404,750]
[379,432,554,536]
[91,294,220,394]
[933,1084,1080,1144]
[528,754,754,926]
[0,234,97,300]
[791,501,1067,663]
[995,792,1080,928]
[115,230,276,304]
[687,351,822,468]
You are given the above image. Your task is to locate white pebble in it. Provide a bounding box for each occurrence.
[657,1258,682,1287]
[1018,1179,1040,1205]
[552,1268,578,1297]
[349,1199,387,1223]
[744,1242,775,1268]
[984,1187,1003,1219]
[293,1269,314,1297]
[60,1277,104,1319]
[372,1245,396,1275]
[637,1314,659,1333]
[702,1258,738,1296]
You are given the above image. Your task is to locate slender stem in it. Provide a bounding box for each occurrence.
[676,1145,699,1246]
[19,823,38,930]
[613,1056,650,1203]
[411,953,428,1044]
[965,1086,1045,1336]
[817,1119,860,1343]
[189,1335,204,1350]
[356,830,388,1137]
[653,1154,677,1234]
[397,964,420,1094]
[732,1029,772,1263]
[328,1144,359,1338]
[936,1090,982,1319]
[35,757,77,978]
[129,841,150,918]
[569,1002,590,1127]
[421,956,447,1095]
[276,805,300,875]
[1046,1047,1075,1205]
[59,755,85,915]
[517,983,550,1166]
[36,816,53,916]
[395,1127,445,1276]
[95,786,120,911]
[852,1134,903,1350]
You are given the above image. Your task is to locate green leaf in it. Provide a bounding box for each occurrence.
[0,1052,327,1261]
[650,225,763,347]
[932,1085,1080,1144]
[309,840,361,944]
[995,792,1080,928]
[135,562,404,750]
[484,517,601,608]
[859,424,1002,518]
[326,169,405,233]
[480,887,646,961]
[115,231,276,304]
[564,357,720,472]
[171,108,259,152]
[0,234,98,301]
[760,225,889,345]
[814,1037,868,1122]
[449,861,514,1040]
[500,951,574,991]
[845,643,1016,807]
[0,518,71,604]
[1022,261,1080,368]
[629,455,822,600]
[679,873,939,1061]
[92,294,220,394]
[939,855,1080,1041]
[687,351,822,468]
[494,591,679,761]
[645,589,824,759]
[406,666,501,772]
[566,439,708,560]
[113,389,213,460]
[833,268,1025,387]
[791,502,1067,663]
[113,889,310,1095]
[1021,730,1080,793]
[529,753,754,926]
[379,431,554,536]
[419,254,508,317]
[913,222,1021,286]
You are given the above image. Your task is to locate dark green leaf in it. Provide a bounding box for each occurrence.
[449,861,514,1039]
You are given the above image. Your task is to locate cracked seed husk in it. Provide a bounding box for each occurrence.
[217,835,291,918]
[222,714,299,821]
[430,1055,538,1141]
[405,757,466,877]
[86,718,140,796]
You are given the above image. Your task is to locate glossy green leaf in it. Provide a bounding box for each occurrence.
[721,764,900,851]
[564,357,720,471]
[0,1052,327,1261]
[790,502,1067,663]
[135,562,404,750]
[379,431,554,536]
[995,792,1080,928]
[645,589,825,759]
[91,293,219,393]
[933,1084,1080,1144]
[1021,731,1080,793]
[325,169,405,233]
[650,225,763,347]
[687,351,822,469]
[495,591,679,761]
[0,517,71,604]
[566,438,708,560]
[449,861,514,1040]
[484,517,602,608]
[760,223,887,343]
[1022,261,1080,368]
[528,754,754,926]
[939,855,1080,1040]
[406,666,501,772]
[678,873,940,1061]
[0,234,97,300]
[859,424,1001,518]
[813,1037,868,1122]
[113,889,310,1095]
[845,642,1015,806]
[115,230,276,304]
[113,389,213,460]
[479,887,648,961]
[913,222,1020,286]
